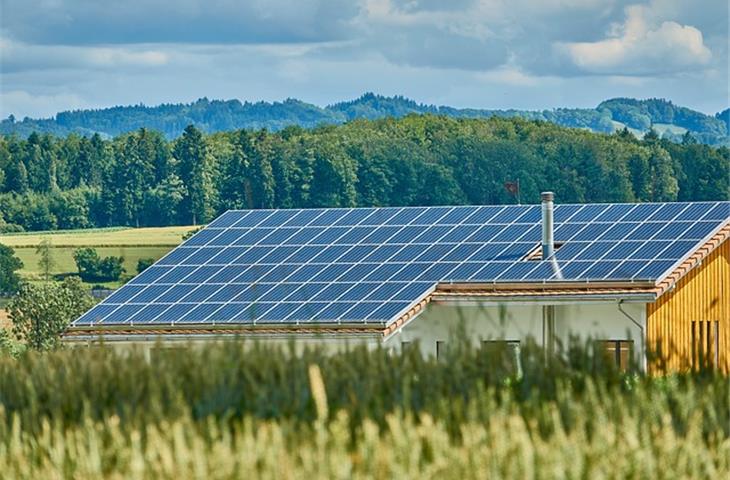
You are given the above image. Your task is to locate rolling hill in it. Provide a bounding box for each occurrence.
[2,94,728,146]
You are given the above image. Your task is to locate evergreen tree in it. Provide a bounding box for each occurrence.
[308,139,357,207]
[174,125,214,225]
[4,160,29,193]
[219,130,253,210]
[143,173,185,226]
[647,146,679,201]
[108,134,154,226]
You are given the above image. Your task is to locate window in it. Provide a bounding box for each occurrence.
[598,340,633,371]
[482,340,522,377]
[692,320,719,370]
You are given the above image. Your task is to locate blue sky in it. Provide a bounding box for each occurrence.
[0,0,727,119]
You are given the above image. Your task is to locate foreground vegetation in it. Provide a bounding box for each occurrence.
[0,340,727,478]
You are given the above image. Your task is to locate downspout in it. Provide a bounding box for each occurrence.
[541,192,556,357]
[617,300,646,372]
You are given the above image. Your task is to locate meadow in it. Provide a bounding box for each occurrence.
[0,226,191,287]
[0,339,727,478]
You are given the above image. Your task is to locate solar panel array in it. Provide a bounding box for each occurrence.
[74,201,730,327]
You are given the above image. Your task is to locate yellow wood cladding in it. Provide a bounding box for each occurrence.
[647,238,730,373]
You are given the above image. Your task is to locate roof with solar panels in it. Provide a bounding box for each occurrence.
[66,199,730,338]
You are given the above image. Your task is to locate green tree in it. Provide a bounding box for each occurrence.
[142,173,185,226]
[219,130,253,209]
[36,238,55,282]
[137,258,154,274]
[108,134,154,226]
[0,328,24,357]
[4,160,29,193]
[8,276,95,351]
[174,125,214,225]
[73,247,124,282]
[308,139,357,207]
[647,146,679,201]
[0,243,23,294]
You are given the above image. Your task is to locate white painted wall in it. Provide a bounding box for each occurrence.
[66,334,382,357]
[385,300,647,367]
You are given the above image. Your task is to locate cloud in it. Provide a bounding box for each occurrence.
[0,0,727,119]
[477,66,541,86]
[0,90,89,119]
[1,0,358,45]
[353,0,508,71]
[558,5,712,75]
[1,38,170,73]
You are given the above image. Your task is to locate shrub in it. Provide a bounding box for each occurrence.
[7,276,95,351]
[137,257,155,274]
[0,243,23,294]
[72,247,125,282]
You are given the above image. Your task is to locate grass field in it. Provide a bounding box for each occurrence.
[0,342,728,478]
[0,226,193,287]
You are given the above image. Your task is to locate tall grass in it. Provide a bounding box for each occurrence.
[0,339,728,478]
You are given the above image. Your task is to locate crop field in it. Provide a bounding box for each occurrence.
[0,340,728,479]
[0,226,192,286]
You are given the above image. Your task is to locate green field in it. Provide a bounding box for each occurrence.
[0,342,728,478]
[0,226,193,287]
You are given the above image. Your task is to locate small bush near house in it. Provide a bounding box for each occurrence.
[6,276,95,351]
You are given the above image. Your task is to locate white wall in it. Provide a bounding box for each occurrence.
[385,300,647,367]
[65,334,382,357]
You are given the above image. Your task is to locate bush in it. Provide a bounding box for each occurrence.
[182,226,203,240]
[0,223,23,233]
[0,328,24,357]
[137,257,155,274]
[7,276,95,351]
[72,247,125,282]
[0,243,23,294]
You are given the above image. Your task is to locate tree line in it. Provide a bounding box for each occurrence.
[3,94,728,146]
[0,115,727,232]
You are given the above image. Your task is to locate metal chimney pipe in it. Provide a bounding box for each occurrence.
[541,192,555,259]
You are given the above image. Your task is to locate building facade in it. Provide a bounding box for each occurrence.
[65,198,730,373]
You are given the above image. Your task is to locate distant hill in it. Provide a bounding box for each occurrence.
[2,93,728,145]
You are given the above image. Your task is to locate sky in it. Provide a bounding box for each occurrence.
[0,0,727,119]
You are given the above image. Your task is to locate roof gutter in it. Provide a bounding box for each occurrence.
[431,292,656,304]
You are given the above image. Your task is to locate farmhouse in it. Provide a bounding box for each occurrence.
[66,195,730,373]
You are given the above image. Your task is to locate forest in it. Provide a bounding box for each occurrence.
[2,94,728,145]
[0,114,728,233]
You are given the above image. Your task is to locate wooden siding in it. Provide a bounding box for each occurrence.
[647,238,730,373]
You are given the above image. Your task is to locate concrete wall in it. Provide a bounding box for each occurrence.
[65,334,381,358]
[385,300,646,367]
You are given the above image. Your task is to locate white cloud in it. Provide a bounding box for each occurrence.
[477,66,541,86]
[0,0,727,118]
[0,90,89,119]
[1,38,170,73]
[559,4,712,75]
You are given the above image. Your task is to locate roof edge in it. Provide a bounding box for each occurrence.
[63,323,385,338]
[436,280,657,291]
[654,220,730,298]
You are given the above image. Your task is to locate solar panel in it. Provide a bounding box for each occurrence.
[73,201,730,328]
